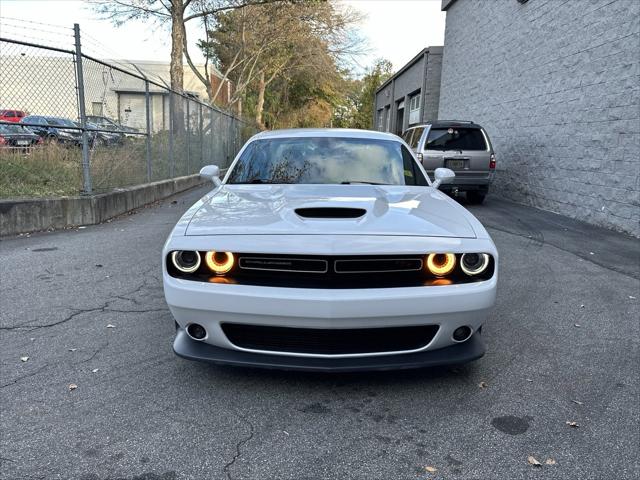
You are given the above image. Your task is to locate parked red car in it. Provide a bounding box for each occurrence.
[0,110,27,123]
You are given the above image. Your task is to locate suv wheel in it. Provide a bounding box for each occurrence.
[467,191,486,204]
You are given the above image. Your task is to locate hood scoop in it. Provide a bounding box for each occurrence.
[295,207,366,219]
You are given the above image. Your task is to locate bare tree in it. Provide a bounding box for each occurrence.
[93,0,277,95]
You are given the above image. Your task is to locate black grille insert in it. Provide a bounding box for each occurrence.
[221,323,439,355]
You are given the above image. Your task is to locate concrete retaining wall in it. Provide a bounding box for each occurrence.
[0,174,206,237]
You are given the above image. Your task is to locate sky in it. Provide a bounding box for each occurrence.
[0,0,446,73]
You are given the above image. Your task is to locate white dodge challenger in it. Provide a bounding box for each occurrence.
[163,129,497,371]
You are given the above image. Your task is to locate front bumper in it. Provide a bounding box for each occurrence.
[164,272,496,366]
[173,328,485,372]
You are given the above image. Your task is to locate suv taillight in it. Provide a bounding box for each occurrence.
[0,136,6,145]
[489,153,496,169]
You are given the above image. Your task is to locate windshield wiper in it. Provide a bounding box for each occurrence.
[341,181,387,185]
[232,179,285,184]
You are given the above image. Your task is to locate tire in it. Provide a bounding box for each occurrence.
[467,191,486,205]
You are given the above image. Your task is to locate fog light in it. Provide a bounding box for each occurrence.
[205,251,235,275]
[461,253,489,276]
[426,253,456,277]
[452,326,472,342]
[186,323,207,340]
[171,250,201,273]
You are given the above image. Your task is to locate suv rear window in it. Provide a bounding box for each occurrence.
[425,127,487,151]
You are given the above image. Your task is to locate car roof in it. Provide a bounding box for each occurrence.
[407,120,483,130]
[250,128,400,141]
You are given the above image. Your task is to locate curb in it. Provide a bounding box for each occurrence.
[0,174,206,237]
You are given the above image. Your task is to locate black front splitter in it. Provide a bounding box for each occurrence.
[173,329,485,372]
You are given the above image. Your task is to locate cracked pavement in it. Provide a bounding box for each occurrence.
[1,186,639,480]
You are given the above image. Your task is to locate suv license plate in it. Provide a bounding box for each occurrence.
[17,140,29,146]
[446,159,465,170]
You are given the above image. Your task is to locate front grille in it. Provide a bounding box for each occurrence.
[233,254,429,288]
[221,323,439,355]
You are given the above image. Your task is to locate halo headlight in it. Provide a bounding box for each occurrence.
[426,253,456,277]
[171,250,201,273]
[205,251,235,275]
[461,253,490,276]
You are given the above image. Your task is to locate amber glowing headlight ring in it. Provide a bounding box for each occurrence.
[461,253,490,276]
[171,250,201,273]
[205,251,235,275]
[426,253,456,277]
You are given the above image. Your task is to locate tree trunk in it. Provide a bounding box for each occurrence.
[255,71,266,130]
[170,0,186,133]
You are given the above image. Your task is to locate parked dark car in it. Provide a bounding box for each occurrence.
[0,109,28,123]
[0,123,42,151]
[76,121,124,147]
[86,115,140,136]
[20,116,82,146]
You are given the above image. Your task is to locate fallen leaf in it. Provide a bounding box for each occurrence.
[78,226,86,229]
[425,466,437,473]
[527,456,541,467]
[20,356,29,362]
[30,338,35,341]
[580,304,585,308]
[574,324,581,327]
[95,264,103,268]
[479,381,488,388]
[629,296,636,299]
[526,378,533,382]
[572,400,583,405]
[68,383,78,391]
[589,252,594,255]
[106,324,116,328]
[92,368,99,373]
[68,348,77,352]
[565,421,579,428]
[545,458,557,465]
[282,430,289,436]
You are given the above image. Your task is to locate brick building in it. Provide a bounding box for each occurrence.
[374,47,443,136]
[438,0,639,236]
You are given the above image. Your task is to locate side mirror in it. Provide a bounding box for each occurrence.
[432,167,455,189]
[199,165,221,187]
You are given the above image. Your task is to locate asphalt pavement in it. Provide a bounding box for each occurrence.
[1,186,638,480]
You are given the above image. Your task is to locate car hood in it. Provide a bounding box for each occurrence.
[185,185,476,238]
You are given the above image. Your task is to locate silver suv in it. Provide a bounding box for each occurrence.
[402,120,495,204]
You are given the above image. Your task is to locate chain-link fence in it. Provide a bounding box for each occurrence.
[0,23,255,198]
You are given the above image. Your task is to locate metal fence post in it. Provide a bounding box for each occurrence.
[144,80,152,181]
[210,108,215,165]
[73,23,92,194]
[199,103,204,168]
[186,100,191,174]
[169,93,175,178]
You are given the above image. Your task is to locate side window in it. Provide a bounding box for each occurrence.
[401,146,428,186]
[402,129,413,145]
[409,127,424,149]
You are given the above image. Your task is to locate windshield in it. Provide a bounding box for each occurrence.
[425,127,487,151]
[227,137,427,185]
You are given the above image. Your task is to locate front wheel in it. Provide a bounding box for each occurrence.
[467,191,486,204]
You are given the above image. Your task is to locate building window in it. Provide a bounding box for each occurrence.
[92,102,104,116]
[408,93,421,125]
[377,109,384,131]
[385,107,391,132]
